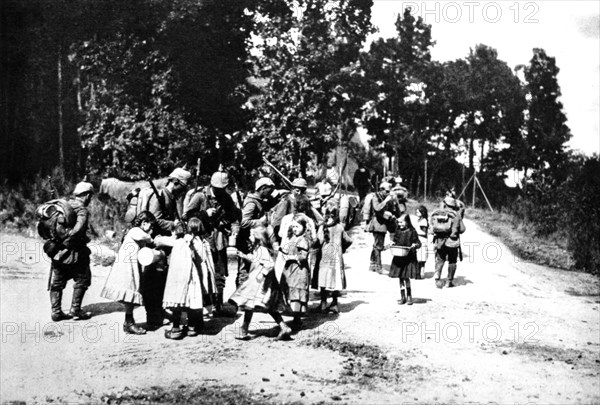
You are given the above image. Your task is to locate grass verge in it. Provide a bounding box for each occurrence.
[464,207,575,271]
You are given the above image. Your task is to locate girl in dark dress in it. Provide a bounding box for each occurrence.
[387,214,421,305]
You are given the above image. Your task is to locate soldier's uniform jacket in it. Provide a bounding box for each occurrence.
[362,192,403,233]
[136,187,178,236]
[183,186,241,250]
[63,198,91,250]
[237,192,279,251]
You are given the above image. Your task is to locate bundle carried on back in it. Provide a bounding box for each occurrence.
[36,199,77,241]
[430,209,466,236]
[430,209,455,234]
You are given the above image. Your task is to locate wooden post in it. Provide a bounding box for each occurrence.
[472,170,477,208]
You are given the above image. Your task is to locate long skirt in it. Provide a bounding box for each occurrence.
[283,261,309,314]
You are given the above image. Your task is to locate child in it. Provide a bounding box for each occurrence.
[277,198,318,293]
[162,217,217,339]
[280,215,311,330]
[387,214,421,305]
[101,211,156,335]
[229,226,292,340]
[415,205,429,279]
[316,207,352,314]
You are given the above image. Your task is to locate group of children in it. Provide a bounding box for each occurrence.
[101,198,353,341]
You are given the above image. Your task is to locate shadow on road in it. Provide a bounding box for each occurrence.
[452,276,473,287]
[82,301,124,317]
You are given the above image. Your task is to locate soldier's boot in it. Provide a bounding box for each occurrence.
[186,310,203,337]
[68,288,91,320]
[214,290,235,318]
[447,264,457,288]
[50,290,72,322]
[213,290,224,316]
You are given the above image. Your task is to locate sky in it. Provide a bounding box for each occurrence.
[368,0,600,156]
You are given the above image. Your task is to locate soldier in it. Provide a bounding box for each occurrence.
[48,182,94,321]
[352,165,371,205]
[236,177,281,287]
[182,170,241,316]
[136,167,191,328]
[270,177,312,233]
[431,196,465,288]
[362,181,402,273]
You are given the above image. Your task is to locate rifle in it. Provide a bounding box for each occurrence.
[262,157,323,223]
[149,179,187,233]
[262,157,293,190]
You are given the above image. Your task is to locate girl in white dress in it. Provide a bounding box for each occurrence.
[101,211,156,335]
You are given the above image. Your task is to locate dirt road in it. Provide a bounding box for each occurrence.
[1,220,599,404]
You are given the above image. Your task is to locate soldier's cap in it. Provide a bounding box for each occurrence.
[210,171,230,188]
[443,196,458,209]
[291,177,308,189]
[73,182,94,196]
[255,177,275,191]
[168,168,192,186]
[379,182,392,191]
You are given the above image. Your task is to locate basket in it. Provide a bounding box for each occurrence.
[390,245,411,257]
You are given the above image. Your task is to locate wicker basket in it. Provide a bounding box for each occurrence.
[390,245,411,257]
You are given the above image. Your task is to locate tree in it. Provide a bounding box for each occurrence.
[73,0,253,178]
[1,0,254,181]
[361,8,435,190]
[246,0,374,176]
[523,48,571,178]
[453,44,525,172]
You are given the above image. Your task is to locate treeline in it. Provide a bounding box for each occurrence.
[1,0,597,272]
[1,0,571,183]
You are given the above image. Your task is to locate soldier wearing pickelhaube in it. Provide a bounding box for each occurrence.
[183,169,241,316]
[137,167,192,328]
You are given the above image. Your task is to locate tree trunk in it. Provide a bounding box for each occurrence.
[57,46,64,171]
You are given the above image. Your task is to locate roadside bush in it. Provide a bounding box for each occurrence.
[562,155,600,273]
[0,168,74,232]
[509,154,600,274]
